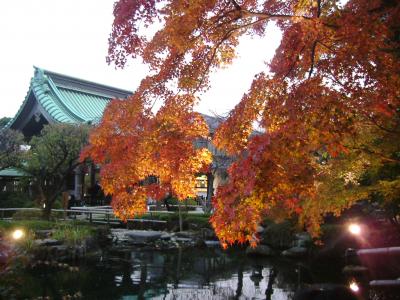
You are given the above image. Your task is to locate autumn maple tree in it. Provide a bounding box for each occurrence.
[81,96,212,220]
[84,0,399,246]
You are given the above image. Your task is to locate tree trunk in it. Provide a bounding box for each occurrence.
[41,190,57,221]
[206,173,214,213]
[178,201,183,232]
[42,200,53,220]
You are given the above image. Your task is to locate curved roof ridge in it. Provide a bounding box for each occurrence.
[5,84,34,129]
[38,66,132,98]
[33,73,82,123]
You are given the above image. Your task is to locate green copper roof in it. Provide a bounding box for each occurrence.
[8,67,132,128]
[7,67,221,135]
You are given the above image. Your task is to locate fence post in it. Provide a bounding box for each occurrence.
[89,212,92,223]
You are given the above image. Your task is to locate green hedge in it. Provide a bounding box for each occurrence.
[0,192,34,209]
[12,209,65,221]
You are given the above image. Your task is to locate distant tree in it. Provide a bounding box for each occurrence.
[0,117,11,128]
[24,124,89,219]
[0,128,23,171]
[317,119,400,230]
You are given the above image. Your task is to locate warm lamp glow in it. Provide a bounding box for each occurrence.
[348,223,361,235]
[12,229,24,240]
[349,281,360,292]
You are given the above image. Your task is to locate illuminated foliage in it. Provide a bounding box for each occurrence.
[96,0,399,244]
[81,95,212,220]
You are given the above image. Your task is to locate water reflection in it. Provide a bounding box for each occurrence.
[99,247,328,299]
[2,247,345,299]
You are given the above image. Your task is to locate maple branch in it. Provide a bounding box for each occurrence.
[317,0,322,17]
[326,71,347,89]
[229,0,241,11]
[213,9,238,27]
[349,146,400,163]
[284,45,306,79]
[365,114,400,134]
[195,16,271,93]
[194,29,236,93]
[317,41,334,53]
[308,0,322,79]
[308,41,318,78]
[241,10,313,21]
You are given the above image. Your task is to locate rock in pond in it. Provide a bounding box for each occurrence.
[282,246,308,258]
[204,240,221,247]
[125,230,163,244]
[256,225,265,233]
[34,239,62,247]
[246,245,275,256]
[342,265,369,274]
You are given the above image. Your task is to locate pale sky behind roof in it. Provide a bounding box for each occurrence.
[0,0,281,119]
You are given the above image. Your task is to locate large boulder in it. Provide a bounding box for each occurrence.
[125,230,163,244]
[256,225,265,234]
[246,245,275,256]
[295,232,312,243]
[282,246,308,258]
[293,232,312,248]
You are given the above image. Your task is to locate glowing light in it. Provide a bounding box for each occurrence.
[349,281,360,292]
[348,223,361,235]
[43,203,46,209]
[12,229,24,240]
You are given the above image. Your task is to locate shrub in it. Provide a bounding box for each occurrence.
[0,220,54,232]
[185,214,211,229]
[12,210,43,220]
[0,192,34,209]
[261,220,295,249]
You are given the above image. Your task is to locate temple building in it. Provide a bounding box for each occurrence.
[4,67,228,204]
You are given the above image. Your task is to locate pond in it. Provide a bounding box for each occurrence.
[1,245,359,300]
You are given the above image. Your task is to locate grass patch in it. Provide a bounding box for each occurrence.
[0,220,95,247]
[52,223,93,246]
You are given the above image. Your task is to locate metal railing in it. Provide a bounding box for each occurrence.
[0,203,206,226]
[0,207,168,226]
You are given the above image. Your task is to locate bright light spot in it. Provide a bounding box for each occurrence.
[348,223,361,235]
[12,229,24,240]
[43,203,46,209]
[349,281,360,292]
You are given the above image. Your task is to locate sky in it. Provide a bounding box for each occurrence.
[0,0,281,119]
